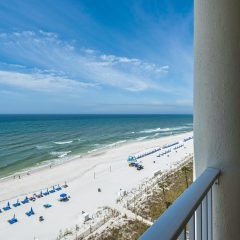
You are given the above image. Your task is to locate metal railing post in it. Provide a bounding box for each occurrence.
[207,189,212,240]
[189,214,195,240]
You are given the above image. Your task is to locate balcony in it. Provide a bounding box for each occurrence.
[140,168,220,240]
[141,0,240,239]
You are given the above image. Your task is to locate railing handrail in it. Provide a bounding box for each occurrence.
[140,167,220,240]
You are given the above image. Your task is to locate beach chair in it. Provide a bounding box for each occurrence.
[43,189,49,196]
[36,191,43,198]
[3,202,11,211]
[49,186,55,194]
[55,184,62,191]
[26,207,35,217]
[29,196,36,201]
[43,203,52,208]
[137,165,144,171]
[13,199,21,207]
[8,214,18,224]
[21,197,29,204]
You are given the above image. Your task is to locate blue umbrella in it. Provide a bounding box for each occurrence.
[60,193,67,198]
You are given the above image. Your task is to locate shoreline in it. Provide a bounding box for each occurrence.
[0,131,193,240]
[0,131,192,183]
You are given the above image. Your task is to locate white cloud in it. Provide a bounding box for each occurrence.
[98,53,168,74]
[0,70,96,92]
[0,31,169,92]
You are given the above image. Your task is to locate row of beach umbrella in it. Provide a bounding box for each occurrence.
[0,184,64,213]
[183,136,193,142]
[173,144,184,150]
[163,141,179,149]
[135,147,161,159]
[157,149,171,157]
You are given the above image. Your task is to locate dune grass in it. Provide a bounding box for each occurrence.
[87,218,149,240]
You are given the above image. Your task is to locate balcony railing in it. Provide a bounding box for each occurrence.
[140,167,220,240]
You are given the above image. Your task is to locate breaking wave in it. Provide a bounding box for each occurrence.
[54,140,73,145]
[50,151,72,158]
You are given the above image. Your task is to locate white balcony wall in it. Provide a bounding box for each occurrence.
[194,0,240,239]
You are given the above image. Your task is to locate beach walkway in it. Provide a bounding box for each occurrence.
[113,204,153,226]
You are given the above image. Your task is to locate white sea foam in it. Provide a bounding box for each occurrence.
[77,138,85,142]
[139,126,190,134]
[170,126,189,131]
[139,127,169,134]
[54,140,73,145]
[87,149,98,154]
[125,131,135,135]
[108,140,127,146]
[87,140,127,154]
[50,151,72,158]
[36,145,53,150]
[100,140,127,149]
[95,143,101,145]
[136,136,149,141]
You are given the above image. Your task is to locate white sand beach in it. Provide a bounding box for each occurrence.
[0,132,193,240]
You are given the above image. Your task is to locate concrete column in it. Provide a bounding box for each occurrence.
[194,0,240,239]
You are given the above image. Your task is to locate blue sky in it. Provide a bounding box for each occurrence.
[0,0,193,114]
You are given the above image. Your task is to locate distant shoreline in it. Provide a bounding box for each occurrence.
[0,131,193,182]
[0,131,192,182]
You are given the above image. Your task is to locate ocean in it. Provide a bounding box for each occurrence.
[0,114,193,177]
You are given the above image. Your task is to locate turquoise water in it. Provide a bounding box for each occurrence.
[0,114,193,177]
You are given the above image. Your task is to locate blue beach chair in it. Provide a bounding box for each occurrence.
[26,207,35,217]
[3,202,11,211]
[8,214,18,224]
[49,186,55,194]
[13,199,21,207]
[43,189,49,196]
[21,197,29,204]
[43,203,52,208]
[55,184,62,191]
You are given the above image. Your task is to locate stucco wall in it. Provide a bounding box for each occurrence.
[194,0,240,239]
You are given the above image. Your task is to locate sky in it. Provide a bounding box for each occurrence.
[0,0,193,114]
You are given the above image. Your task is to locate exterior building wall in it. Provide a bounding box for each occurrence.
[194,0,240,239]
